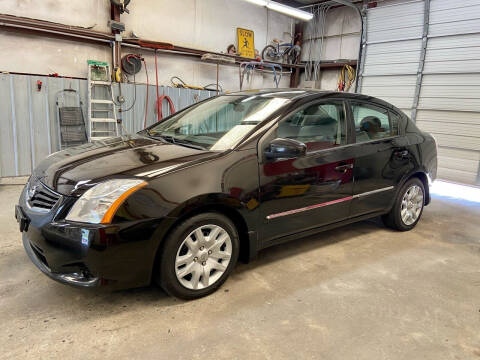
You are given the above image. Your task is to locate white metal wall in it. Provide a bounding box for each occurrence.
[416,0,480,185]
[360,0,480,185]
[360,0,424,115]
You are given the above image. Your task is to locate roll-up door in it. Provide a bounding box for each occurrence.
[360,0,480,185]
[360,0,424,116]
[416,0,480,185]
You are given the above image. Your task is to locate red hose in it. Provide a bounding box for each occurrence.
[156,95,176,120]
[153,49,176,121]
[154,50,160,122]
[142,59,149,128]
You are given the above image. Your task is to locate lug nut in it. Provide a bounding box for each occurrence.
[202,261,206,266]
[193,257,198,262]
[200,246,205,251]
[208,250,212,255]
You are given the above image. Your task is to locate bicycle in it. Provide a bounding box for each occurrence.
[261,34,301,64]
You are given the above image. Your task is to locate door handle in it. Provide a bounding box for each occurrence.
[334,163,353,172]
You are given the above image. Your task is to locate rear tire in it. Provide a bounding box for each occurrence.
[382,178,425,231]
[156,212,239,300]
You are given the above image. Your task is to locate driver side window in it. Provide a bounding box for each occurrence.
[277,101,346,152]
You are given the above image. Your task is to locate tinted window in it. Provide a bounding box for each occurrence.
[277,102,346,152]
[352,102,397,142]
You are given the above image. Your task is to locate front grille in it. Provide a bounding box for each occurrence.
[26,179,61,212]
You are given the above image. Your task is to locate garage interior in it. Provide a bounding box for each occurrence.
[0,0,479,359]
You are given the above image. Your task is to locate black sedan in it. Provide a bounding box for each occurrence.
[16,89,437,299]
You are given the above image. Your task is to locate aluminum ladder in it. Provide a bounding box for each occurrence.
[87,60,119,141]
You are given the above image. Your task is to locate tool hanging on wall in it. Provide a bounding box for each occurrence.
[156,95,176,121]
[56,89,88,149]
[337,64,356,92]
[119,53,151,128]
[152,50,176,123]
[87,60,119,141]
[170,76,223,93]
[121,54,142,75]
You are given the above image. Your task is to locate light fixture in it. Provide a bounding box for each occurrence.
[244,0,268,5]
[243,0,314,21]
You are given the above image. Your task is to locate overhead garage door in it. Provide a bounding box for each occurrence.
[360,0,425,116]
[360,0,480,186]
[416,0,480,185]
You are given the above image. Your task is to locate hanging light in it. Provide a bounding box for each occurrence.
[243,0,314,21]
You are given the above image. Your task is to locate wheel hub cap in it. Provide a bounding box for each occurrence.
[175,224,232,290]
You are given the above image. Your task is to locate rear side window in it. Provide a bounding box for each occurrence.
[351,102,398,142]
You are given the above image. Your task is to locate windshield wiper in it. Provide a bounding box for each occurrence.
[150,134,206,151]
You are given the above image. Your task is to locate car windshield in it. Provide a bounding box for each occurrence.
[146,95,290,151]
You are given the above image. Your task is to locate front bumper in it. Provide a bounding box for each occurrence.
[17,184,174,290]
[22,234,99,287]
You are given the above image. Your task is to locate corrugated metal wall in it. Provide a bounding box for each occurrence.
[0,73,214,177]
[360,0,425,116]
[360,0,480,186]
[415,0,480,185]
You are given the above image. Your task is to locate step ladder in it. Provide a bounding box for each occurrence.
[87,60,119,141]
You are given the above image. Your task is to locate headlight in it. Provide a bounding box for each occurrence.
[65,179,147,224]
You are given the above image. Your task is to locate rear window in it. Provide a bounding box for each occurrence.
[351,102,399,142]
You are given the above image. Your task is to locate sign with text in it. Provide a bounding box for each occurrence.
[237,28,255,58]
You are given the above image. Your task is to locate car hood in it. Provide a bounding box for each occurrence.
[34,134,217,196]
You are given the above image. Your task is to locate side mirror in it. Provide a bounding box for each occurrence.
[264,138,307,160]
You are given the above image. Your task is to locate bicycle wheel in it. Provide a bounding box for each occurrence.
[262,45,278,62]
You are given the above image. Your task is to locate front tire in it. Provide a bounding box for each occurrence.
[157,212,239,300]
[382,178,425,231]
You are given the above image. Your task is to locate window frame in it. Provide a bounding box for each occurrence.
[271,98,349,155]
[347,100,401,144]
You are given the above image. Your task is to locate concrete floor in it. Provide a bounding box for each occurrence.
[1,184,479,360]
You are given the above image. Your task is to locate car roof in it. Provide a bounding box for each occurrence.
[225,88,403,114]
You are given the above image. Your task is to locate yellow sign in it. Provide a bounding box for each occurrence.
[237,28,255,58]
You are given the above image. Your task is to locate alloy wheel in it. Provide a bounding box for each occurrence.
[400,185,424,226]
[175,224,232,290]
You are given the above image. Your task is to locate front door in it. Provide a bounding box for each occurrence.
[258,99,354,244]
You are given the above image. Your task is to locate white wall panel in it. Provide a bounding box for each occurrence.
[363,63,420,76]
[424,60,480,74]
[437,167,479,185]
[362,86,415,98]
[420,86,480,99]
[366,1,424,43]
[419,0,480,184]
[416,121,480,138]
[360,1,424,117]
[429,19,480,37]
[424,133,480,151]
[416,109,480,125]
[418,98,480,112]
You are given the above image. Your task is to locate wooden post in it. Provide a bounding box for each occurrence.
[289,21,304,88]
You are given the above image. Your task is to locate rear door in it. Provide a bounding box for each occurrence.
[257,98,355,243]
[347,100,411,216]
